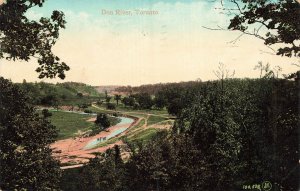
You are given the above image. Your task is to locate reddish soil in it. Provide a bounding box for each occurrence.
[51,117,138,165]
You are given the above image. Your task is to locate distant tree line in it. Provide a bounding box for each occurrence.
[120,84,195,116]
[115,81,202,95]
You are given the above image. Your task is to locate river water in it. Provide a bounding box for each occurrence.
[84,116,134,149]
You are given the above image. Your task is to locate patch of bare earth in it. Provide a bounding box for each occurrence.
[51,117,139,167]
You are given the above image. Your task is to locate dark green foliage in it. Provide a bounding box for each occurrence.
[78,103,90,110]
[96,100,104,105]
[114,94,122,105]
[41,94,59,106]
[105,90,108,99]
[177,80,244,190]
[77,92,83,97]
[125,132,204,191]
[17,81,101,106]
[107,103,116,110]
[227,0,300,57]
[78,145,127,191]
[84,109,93,113]
[134,93,154,109]
[115,81,202,95]
[167,97,184,116]
[153,93,167,109]
[106,96,112,103]
[0,0,69,79]
[60,167,82,191]
[177,78,299,190]
[42,108,52,118]
[0,77,61,190]
[154,87,189,116]
[109,116,121,127]
[122,96,135,107]
[95,113,111,129]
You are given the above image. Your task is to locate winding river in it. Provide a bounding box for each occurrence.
[84,116,134,149]
[47,109,135,150]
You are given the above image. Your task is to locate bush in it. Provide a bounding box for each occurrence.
[106,103,116,110]
[84,109,93,114]
[42,109,52,118]
[95,113,110,129]
[96,100,104,105]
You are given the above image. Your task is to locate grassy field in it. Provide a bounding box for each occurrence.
[85,104,173,149]
[117,104,169,116]
[49,102,172,148]
[127,128,161,143]
[147,115,168,126]
[49,110,123,140]
[49,111,95,140]
[92,103,171,118]
[87,106,115,114]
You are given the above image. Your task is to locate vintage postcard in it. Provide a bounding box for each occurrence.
[0,0,299,190]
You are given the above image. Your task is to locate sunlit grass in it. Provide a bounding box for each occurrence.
[49,111,94,140]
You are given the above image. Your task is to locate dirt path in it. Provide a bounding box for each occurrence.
[52,105,172,168]
[51,117,138,166]
[91,104,170,118]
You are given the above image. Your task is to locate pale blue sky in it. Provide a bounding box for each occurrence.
[27,0,221,33]
[1,0,298,85]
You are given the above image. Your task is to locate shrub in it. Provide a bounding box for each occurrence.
[106,103,116,110]
[95,113,110,129]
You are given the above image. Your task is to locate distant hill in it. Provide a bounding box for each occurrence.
[16,81,102,105]
[58,82,100,97]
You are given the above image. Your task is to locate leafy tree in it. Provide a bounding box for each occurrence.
[0,1,68,190]
[122,97,130,107]
[134,93,154,109]
[153,92,167,109]
[114,94,122,105]
[77,92,83,97]
[40,94,59,107]
[167,98,184,116]
[122,96,135,107]
[78,145,127,191]
[0,77,61,190]
[106,96,112,103]
[105,90,108,99]
[125,131,203,191]
[107,103,116,110]
[78,103,90,110]
[42,108,52,118]
[95,113,110,129]
[0,0,69,79]
[156,86,187,116]
[177,80,242,190]
[226,0,300,57]
[176,78,299,190]
[96,100,104,106]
